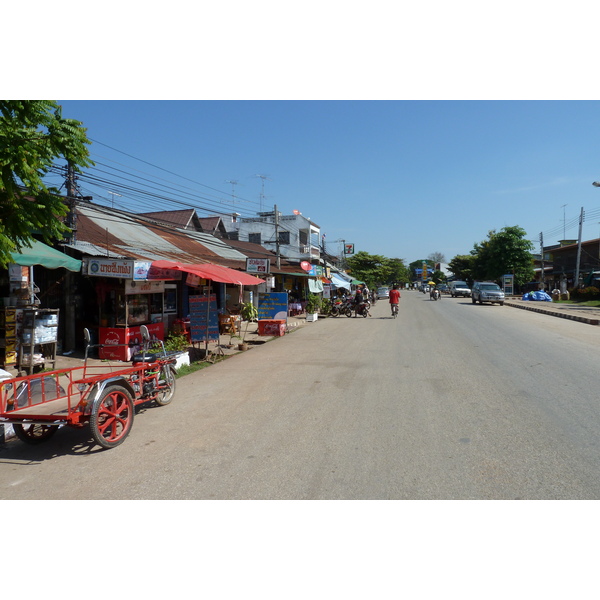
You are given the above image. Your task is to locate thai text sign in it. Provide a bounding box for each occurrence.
[125,280,165,295]
[88,259,134,278]
[258,292,288,320]
[246,258,270,274]
[189,294,219,342]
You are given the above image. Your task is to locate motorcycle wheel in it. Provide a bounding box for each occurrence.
[330,307,339,317]
[344,307,353,317]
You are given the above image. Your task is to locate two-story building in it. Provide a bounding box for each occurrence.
[226,210,321,265]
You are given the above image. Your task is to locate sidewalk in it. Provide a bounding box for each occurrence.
[504,297,600,326]
[46,314,311,373]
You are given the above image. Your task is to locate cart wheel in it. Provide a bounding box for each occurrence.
[13,423,59,444]
[90,385,134,449]
[155,365,176,406]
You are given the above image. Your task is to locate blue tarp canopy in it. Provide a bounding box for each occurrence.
[9,240,82,272]
[330,273,352,289]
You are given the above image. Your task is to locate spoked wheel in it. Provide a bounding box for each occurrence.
[155,365,176,406]
[359,307,369,318]
[13,423,59,444]
[344,308,353,317]
[90,385,134,449]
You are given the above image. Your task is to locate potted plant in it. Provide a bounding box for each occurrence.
[154,332,190,369]
[239,301,258,350]
[305,294,321,322]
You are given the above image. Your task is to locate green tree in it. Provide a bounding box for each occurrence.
[346,251,391,288]
[447,254,476,283]
[430,269,446,284]
[0,100,93,267]
[471,226,534,286]
[384,257,410,286]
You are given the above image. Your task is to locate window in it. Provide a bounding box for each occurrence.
[278,231,290,245]
[249,233,261,244]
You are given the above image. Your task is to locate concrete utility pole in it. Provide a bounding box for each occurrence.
[574,207,585,287]
[539,232,545,290]
[274,204,281,269]
[65,163,77,243]
[62,164,79,352]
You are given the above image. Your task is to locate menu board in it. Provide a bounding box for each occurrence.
[189,294,219,342]
[258,292,288,320]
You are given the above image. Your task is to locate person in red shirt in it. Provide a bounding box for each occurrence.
[389,285,401,317]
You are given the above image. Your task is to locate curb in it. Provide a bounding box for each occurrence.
[504,301,600,326]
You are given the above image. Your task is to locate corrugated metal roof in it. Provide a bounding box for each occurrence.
[74,204,248,267]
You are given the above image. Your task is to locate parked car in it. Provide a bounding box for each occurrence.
[471,281,505,305]
[437,283,449,294]
[377,286,390,299]
[449,281,471,297]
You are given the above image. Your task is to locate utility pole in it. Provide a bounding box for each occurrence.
[65,163,77,243]
[539,232,545,290]
[274,204,281,269]
[64,163,77,352]
[574,207,585,287]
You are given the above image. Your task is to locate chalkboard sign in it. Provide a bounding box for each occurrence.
[258,292,289,320]
[189,294,219,342]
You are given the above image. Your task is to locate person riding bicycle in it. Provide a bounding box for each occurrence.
[389,285,401,316]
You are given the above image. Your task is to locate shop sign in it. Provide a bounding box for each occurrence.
[125,280,165,295]
[88,259,134,278]
[186,272,203,287]
[308,265,323,277]
[189,294,219,342]
[258,292,288,320]
[246,258,270,274]
[8,264,28,282]
[134,261,182,281]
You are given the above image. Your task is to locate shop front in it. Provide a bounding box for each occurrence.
[85,258,181,361]
[1,240,82,372]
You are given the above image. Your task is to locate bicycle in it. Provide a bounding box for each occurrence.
[391,303,399,318]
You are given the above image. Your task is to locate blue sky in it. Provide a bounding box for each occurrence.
[54,100,600,265]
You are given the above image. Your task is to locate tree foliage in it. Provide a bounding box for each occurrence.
[470,226,534,286]
[0,100,93,267]
[346,251,409,288]
[447,254,476,283]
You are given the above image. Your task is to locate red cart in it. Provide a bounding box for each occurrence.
[0,326,180,450]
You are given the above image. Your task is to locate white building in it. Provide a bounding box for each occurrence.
[226,210,321,265]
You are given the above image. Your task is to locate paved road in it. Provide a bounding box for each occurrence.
[2,291,600,499]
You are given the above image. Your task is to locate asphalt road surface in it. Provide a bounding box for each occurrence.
[2,291,600,499]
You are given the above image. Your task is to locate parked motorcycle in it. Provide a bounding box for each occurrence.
[330,299,343,317]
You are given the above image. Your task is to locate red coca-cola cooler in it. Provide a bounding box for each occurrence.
[99,323,164,361]
[257,319,286,337]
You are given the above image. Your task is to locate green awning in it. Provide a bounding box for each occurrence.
[9,240,82,272]
[351,279,364,285]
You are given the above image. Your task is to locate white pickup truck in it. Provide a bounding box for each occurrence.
[449,281,471,297]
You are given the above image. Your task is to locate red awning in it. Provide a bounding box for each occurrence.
[151,260,265,286]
